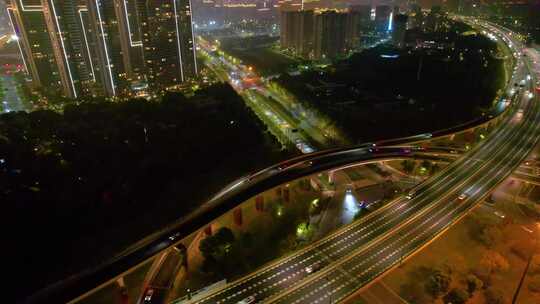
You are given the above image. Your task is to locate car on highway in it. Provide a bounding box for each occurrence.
[143,288,154,303]
[406,190,416,199]
[457,193,468,201]
[237,295,257,304]
[305,262,322,274]
[168,232,180,241]
[494,211,506,219]
[360,142,376,147]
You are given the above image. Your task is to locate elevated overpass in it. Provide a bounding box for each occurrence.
[162,19,540,304]
[24,19,540,304]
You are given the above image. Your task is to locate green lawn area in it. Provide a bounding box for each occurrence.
[223,47,298,76]
[344,168,364,181]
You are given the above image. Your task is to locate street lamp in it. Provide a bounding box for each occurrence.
[511,222,539,303]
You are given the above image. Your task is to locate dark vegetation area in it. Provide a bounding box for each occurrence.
[197,193,312,282]
[218,35,300,76]
[277,22,506,143]
[225,47,298,76]
[2,83,287,298]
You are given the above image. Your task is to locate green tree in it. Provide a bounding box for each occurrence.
[480,250,509,275]
[199,227,235,261]
[239,232,254,249]
[443,288,469,304]
[528,274,540,293]
[478,226,502,248]
[484,287,506,304]
[530,254,540,274]
[401,160,415,174]
[466,274,484,294]
[400,280,431,304]
[425,269,452,298]
[420,160,432,173]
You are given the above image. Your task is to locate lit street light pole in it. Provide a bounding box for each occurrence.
[511,223,539,303]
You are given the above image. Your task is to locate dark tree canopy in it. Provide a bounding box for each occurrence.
[2,83,286,297]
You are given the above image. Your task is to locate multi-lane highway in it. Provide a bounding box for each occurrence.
[184,22,540,304]
[273,75,539,304]
[25,19,539,304]
[198,37,331,153]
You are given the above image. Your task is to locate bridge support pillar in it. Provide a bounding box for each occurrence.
[116,277,126,288]
[233,208,243,226]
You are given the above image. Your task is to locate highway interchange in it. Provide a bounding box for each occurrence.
[24,18,540,304]
[188,20,540,304]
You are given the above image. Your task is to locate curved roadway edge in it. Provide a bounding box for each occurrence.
[24,147,438,304]
[23,19,521,304]
[261,21,540,304]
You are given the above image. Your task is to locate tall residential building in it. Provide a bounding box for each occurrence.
[280,9,294,49]
[137,0,198,91]
[392,13,408,48]
[313,10,347,59]
[176,0,198,80]
[86,0,147,96]
[345,5,371,50]
[7,0,63,93]
[42,0,95,98]
[280,9,314,57]
[445,0,464,13]
[280,8,369,59]
[375,5,392,32]
[425,5,443,32]
[349,4,371,23]
[7,0,198,98]
[345,10,361,50]
[408,3,423,29]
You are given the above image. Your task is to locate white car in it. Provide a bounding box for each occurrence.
[305,262,322,274]
[457,193,468,201]
[168,232,180,241]
[237,295,256,304]
[494,211,506,219]
[144,289,154,302]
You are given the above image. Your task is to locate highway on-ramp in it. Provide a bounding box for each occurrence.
[24,20,537,304]
[188,22,540,304]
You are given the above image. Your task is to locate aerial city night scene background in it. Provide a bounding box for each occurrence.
[2,0,540,303]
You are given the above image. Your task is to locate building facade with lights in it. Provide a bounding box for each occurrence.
[7,0,64,94]
[7,0,198,98]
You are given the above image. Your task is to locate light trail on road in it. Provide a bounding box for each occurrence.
[187,21,540,304]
